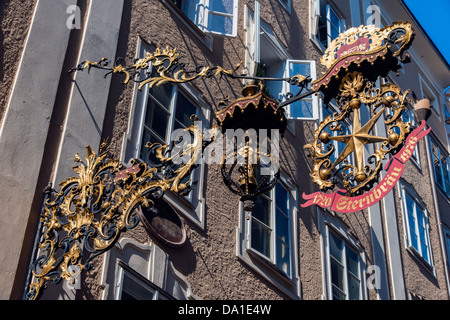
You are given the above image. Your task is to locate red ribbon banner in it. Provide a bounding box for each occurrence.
[301,121,431,213]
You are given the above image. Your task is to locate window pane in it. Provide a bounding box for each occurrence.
[276,239,291,276]
[346,247,359,278]
[276,209,289,243]
[208,13,233,35]
[331,258,345,298]
[140,130,160,164]
[121,273,155,300]
[290,100,314,118]
[289,62,310,93]
[253,195,271,226]
[175,93,197,128]
[416,206,430,262]
[210,0,234,14]
[275,184,288,214]
[408,213,419,250]
[329,232,343,262]
[347,274,361,300]
[329,8,340,40]
[145,99,169,141]
[149,84,172,110]
[431,142,444,187]
[442,156,450,194]
[251,220,271,258]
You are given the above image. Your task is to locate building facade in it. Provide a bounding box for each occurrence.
[0,0,449,300]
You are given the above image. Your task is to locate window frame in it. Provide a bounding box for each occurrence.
[278,0,291,14]
[319,98,355,174]
[419,74,441,118]
[236,173,301,299]
[174,0,239,37]
[429,136,450,199]
[399,181,434,270]
[115,262,172,300]
[283,59,319,121]
[122,39,210,230]
[318,209,368,300]
[310,0,347,52]
[443,226,450,274]
[247,181,293,278]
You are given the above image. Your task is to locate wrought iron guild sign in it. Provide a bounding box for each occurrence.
[302,21,431,211]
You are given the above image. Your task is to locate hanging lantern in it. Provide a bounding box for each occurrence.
[217,83,286,212]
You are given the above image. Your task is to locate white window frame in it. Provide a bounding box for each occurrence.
[244,5,319,123]
[310,0,347,52]
[278,0,291,14]
[318,209,368,300]
[180,0,239,37]
[116,264,170,300]
[399,181,434,271]
[319,99,354,169]
[443,226,450,273]
[101,238,199,300]
[122,39,210,230]
[236,173,300,299]
[247,179,292,277]
[401,105,421,167]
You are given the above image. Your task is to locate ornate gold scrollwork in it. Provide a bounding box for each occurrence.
[26,122,218,300]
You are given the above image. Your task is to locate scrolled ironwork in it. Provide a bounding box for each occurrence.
[26,121,217,300]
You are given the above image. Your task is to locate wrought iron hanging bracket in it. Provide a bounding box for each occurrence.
[68,46,313,109]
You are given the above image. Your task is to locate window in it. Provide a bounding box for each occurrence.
[116,266,170,300]
[244,5,319,121]
[171,0,239,37]
[124,40,209,228]
[430,138,450,198]
[318,210,367,300]
[328,230,362,300]
[320,100,352,168]
[236,173,300,298]
[443,226,450,274]
[278,0,291,13]
[139,81,198,165]
[283,60,319,120]
[400,183,433,267]
[102,238,199,300]
[250,182,292,276]
[310,0,347,50]
[419,76,441,117]
[384,97,421,166]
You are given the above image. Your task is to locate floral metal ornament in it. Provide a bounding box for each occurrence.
[26,121,217,300]
[304,21,417,197]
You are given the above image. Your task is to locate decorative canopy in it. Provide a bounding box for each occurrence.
[215,83,287,135]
